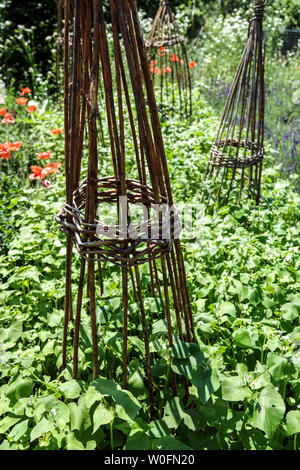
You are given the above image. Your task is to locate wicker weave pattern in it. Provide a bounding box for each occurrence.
[209,140,264,169]
[56,177,182,266]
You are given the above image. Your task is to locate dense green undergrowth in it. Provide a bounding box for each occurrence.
[0,84,300,450]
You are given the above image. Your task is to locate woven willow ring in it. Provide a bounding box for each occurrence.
[56,177,181,267]
[209,140,264,169]
[145,35,185,49]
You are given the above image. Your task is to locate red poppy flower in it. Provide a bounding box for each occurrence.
[44,162,62,174]
[170,54,179,62]
[38,151,51,160]
[159,46,166,57]
[51,128,63,135]
[1,113,15,124]
[15,97,28,106]
[28,166,48,181]
[0,107,7,116]
[21,87,31,96]
[5,141,22,152]
[0,149,11,159]
[26,105,37,114]
[163,66,172,73]
[154,67,161,74]
[189,61,197,69]
[150,60,157,67]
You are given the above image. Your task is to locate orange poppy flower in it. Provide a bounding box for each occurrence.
[21,87,31,96]
[189,61,197,69]
[0,107,7,116]
[28,166,48,181]
[15,97,28,106]
[170,54,179,62]
[163,66,172,73]
[159,46,166,57]
[44,162,62,174]
[38,151,51,160]
[1,113,15,124]
[26,105,37,114]
[51,128,63,135]
[0,149,11,159]
[5,141,22,152]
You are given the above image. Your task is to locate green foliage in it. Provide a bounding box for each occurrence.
[0,0,300,451]
[0,83,299,450]
[1,1,300,89]
[0,0,57,92]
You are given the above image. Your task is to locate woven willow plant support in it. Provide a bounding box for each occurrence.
[204,0,266,205]
[56,0,194,420]
[146,0,192,117]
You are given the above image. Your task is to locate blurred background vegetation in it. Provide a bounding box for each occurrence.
[0,0,300,90]
[0,0,299,181]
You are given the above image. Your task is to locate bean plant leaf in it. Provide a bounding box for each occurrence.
[0,416,21,434]
[221,376,252,401]
[0,321,23,347]
[8,419,29,441]
[6,377,33,402]
[233,329,252,348]
[171,339,220,404]
[90,377,119,397]
[68,401,91,432]
[266,353,295,382]
[249,385,285,438]
[66,433,85,450]
[281,302,300,322]
[219,301,236,317]
[59,380,82,399]
[93,404,114,434]
[114,390,141,420]
[30,417,52,442]
[149,418,172,438]
[91,378,141,420]
[125,432,151,450]
[286,411,300,436]
[163,397,186,428]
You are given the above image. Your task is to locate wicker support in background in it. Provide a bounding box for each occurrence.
[146,0,192,117]
[204,0,266,205]
[57,0,194,420]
